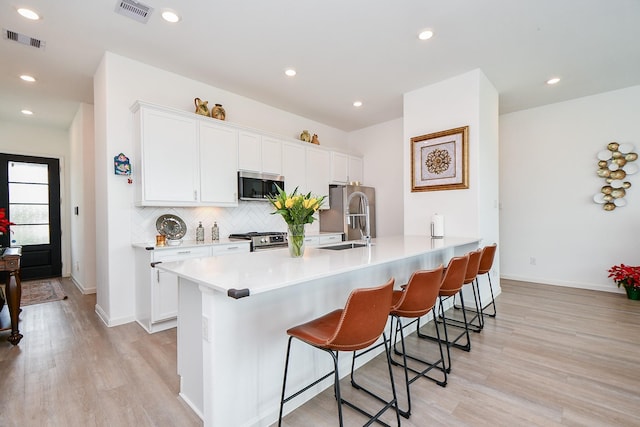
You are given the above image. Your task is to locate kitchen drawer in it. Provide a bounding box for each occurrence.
[153,246,211,262]
[211,242,250,256]
[319,234,343,245]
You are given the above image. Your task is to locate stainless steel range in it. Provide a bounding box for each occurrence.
[228,231,287,251]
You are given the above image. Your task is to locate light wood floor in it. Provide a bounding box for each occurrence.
[2,278,639,426]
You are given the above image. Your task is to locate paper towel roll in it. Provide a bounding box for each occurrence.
[431,214,444,238]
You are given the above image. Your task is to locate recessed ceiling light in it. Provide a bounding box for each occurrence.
[284,68,297,77]
[161,10,180,23]
[547,77,561,85]
[17,8,40,20]
[353,101,363,107]
[418,30,434,40]
[20,75,36,82]
[21,109,34,115]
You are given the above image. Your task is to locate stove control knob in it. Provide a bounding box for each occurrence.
[261,237,267,243]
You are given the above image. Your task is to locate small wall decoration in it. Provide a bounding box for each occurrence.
[593,142,637,211]
[411,126,469,192]
[114,153,131,176]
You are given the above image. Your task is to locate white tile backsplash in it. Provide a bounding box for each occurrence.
[131,201,320,244]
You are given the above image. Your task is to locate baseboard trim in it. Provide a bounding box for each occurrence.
[94,304,136,327]
[500,275,624,295]
[70,275,96,295]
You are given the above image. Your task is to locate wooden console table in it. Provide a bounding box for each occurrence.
[0,247,22,345]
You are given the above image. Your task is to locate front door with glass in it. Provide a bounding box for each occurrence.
[0,154,62,280]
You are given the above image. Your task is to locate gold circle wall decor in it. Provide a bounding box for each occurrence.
[594,141,637,211]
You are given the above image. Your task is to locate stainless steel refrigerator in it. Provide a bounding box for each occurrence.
[320,184,376,241]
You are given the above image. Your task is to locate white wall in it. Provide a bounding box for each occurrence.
[348,118,404,237]
[69,104,96,293]
[94,52,350,326]
[500,85,640,293]
[0,120,72,277]
[403,69,500,302]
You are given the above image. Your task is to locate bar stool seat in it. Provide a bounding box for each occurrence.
[278,278,400,427]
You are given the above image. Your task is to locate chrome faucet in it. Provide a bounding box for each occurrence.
[346,191,371,245]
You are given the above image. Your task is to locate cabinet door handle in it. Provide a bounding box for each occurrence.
[227,246,239,250]
[177,250,191,254]
[194,190,198,201]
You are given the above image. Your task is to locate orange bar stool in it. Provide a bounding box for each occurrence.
[416,254,469,370]
[387,265,446,418]
[477,243,498,318]
[278,278,400,427]
[449,249,484,332]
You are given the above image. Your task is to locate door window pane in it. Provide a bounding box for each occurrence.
[10,204,48,224]
[9,183,49,203]
[9,224,49,245]
[9,162,48,183]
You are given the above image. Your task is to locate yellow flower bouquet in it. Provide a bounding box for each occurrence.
[267,185,326,257]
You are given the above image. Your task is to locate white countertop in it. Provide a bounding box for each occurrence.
[156,235,480,297]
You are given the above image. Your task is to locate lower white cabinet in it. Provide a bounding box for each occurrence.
[134,242,249,333]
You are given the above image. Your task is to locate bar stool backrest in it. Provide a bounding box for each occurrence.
[392,265,444,317]
[439,255,469,296]
[327,278,395,351]
[478,244,497,275]
[463,249,483,285]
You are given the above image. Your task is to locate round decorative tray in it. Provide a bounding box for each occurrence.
[156,214,187,241]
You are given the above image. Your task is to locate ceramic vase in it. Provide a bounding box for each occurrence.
[211,104,226,121]
[287,224,305,258]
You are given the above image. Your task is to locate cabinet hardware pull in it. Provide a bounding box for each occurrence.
[177,251,191,254]
[227,246,239,250]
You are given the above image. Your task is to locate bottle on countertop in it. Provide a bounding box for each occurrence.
[211,221,219,241]
[196,221,205,243]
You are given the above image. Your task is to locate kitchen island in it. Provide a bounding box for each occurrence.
[156,235,480,427]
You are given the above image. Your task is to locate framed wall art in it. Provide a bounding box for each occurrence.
[411,126,469,192]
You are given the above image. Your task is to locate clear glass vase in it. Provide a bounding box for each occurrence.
[287,224,305,258]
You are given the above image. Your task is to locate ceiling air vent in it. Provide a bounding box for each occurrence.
[3,29,45,49]
[115,0,153,23]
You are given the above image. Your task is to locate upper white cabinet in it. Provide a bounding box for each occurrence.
[261,136,283,175]
[134,106,199,204]
[282,142,306,194]
[306,146,331,209]
[238,132,283,175]
[133,101,238,207]
[199,121,238,205]
[331,152,349,184]
[348,155,364,184]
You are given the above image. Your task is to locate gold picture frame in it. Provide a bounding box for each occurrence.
[411,126,469,192]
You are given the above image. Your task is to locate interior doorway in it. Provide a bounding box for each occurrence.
[0,154,62,280]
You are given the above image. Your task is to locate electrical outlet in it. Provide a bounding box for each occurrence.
[530,257,536,266]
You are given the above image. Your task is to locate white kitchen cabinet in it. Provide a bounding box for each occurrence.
[200,121,238,206]
[348,155,364,184]
[306,146,331,209]
[134,241,250,333]
[238,131,283,175]
[134,105,199,205]
[238,131,262,172]
[133,101,239,207]
[282,142,307,194]
[331,152,349,184]
[261,136,283,175]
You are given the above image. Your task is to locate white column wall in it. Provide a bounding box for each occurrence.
[500,85,640,293]
[69,104,96,293]
[403,69,500,298]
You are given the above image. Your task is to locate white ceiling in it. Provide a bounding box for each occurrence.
[1,0,639,132]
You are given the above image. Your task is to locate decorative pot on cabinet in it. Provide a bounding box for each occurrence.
[211,104,226,121]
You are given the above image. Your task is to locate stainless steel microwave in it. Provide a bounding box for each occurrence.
[237,171,285,201]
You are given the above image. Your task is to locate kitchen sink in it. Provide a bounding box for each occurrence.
[319,242,370,250]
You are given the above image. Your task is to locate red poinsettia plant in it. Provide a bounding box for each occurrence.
[608,264,640,289]
[0,208,14,234]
